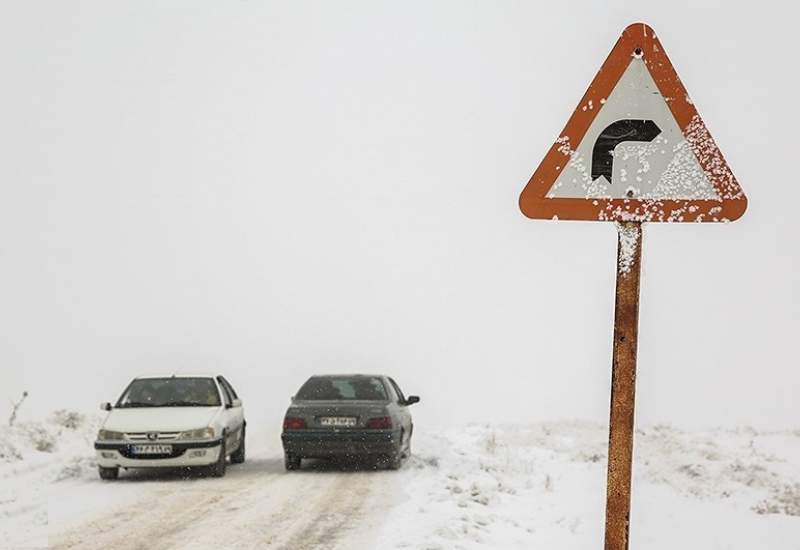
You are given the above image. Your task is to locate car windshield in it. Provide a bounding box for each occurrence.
[116,377,221,408]
[295,376,388,401]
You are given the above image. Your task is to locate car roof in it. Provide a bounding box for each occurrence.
[309,374,387,379]
[134,374,220,380]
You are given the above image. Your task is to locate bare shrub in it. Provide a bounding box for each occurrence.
[484,432,497,455]
[0,437,22,462]
[678,464,704,479]
[754,484,800,517]
[51,410,85,430]
[23,424,56,453]
[7,391,28,427]
[574,451,604,463]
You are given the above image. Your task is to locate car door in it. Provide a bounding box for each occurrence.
[388,377,413,440]
[217,376,244,452]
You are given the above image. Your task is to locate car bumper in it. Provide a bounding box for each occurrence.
[94,439,222,468]
[281,429,400,458]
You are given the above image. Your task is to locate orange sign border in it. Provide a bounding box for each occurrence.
[518,23,747,223]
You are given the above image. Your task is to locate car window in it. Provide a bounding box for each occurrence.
[295,376,388,401]
[216,377,232,407]
[388,378,406,403]
[117,377,221,407]
[383,380,398,402]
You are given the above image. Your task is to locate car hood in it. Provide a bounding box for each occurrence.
[102,407,221,433]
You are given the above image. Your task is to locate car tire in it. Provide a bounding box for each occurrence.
[384,430,406,469]
[230,426,246,465]
[284,452,301,471]
[209,439,227,478]
[98,466,119,480]
[403,436,411,459]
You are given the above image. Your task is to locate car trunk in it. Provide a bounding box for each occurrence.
[288,400,388,429]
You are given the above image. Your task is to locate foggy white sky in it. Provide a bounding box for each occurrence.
[1,1,797,430]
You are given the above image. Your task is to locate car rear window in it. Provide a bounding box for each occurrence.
[116,377,221,407]
[295,376,388,401]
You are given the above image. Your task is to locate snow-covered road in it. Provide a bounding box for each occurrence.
[49,449,395,550]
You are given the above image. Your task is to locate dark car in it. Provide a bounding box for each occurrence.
[281,374,420,470]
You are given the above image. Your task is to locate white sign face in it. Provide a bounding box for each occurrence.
[519,23,746,223]
[546,57,719,202]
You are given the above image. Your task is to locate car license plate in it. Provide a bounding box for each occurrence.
[319,417,356,427]
[131,444,173,455]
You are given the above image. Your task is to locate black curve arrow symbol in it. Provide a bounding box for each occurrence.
[591,119,661,184]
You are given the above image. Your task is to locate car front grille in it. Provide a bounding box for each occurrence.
[124,431,181,442]
[118,447,187,460]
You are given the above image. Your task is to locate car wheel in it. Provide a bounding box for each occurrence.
[98,466,119,480]
[209,439,227,477]
[386,430,404,470]
[403,435,412,459]
[230,426,246,465]
[284,452,301,471]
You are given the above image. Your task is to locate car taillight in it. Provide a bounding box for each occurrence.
[283,417,306,430]
[365,416,393,429]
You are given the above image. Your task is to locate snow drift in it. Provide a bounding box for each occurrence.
[0,411,100,548]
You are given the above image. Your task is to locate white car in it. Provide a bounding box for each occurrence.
[94,374,246,480]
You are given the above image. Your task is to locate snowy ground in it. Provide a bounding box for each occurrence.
[380,423,800,549]
[2,413,799,549]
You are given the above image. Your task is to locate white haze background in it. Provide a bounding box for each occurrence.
[0,1,797,431]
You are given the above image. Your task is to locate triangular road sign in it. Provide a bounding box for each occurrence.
[519,23,747,223]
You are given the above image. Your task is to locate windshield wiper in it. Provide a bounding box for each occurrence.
[118,401,216,408]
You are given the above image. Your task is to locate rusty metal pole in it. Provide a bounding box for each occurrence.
[603,221,643,550]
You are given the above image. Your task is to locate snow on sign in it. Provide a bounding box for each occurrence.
[519,22,747,223]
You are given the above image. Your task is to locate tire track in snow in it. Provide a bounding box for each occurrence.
[270,470,375,550]
[48,458,396,550]
[49,458,284,550]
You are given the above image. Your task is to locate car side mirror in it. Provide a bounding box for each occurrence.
[231,398,242,408]
[405,395,420,406]
[99,402,112,412]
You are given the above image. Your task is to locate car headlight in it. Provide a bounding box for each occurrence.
[178,427,216,440]
[97,429,125,441]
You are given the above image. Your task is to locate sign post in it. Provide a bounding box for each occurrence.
[518,23,747,549]
[605,221,642,550]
